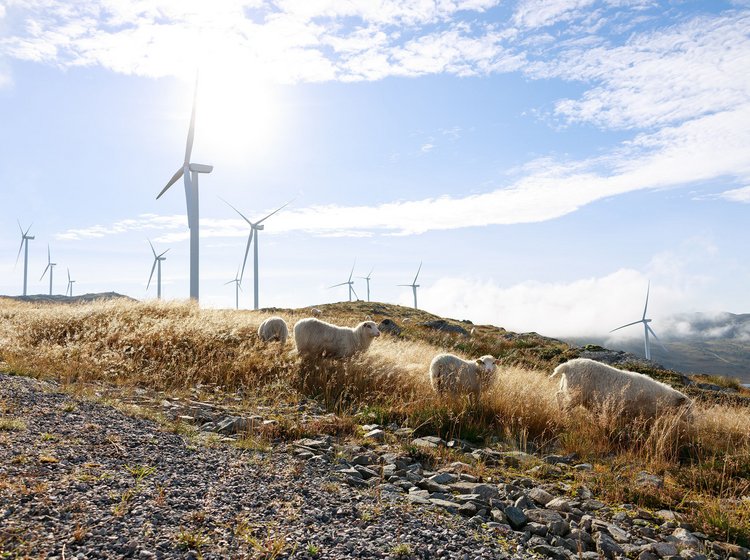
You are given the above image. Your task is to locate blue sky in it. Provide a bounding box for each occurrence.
[1,0,749,342]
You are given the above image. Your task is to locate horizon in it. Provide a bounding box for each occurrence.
[1,1,749,344]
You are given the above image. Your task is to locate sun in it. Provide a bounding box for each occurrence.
[192,62,281,165]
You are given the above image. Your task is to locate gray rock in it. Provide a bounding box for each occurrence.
[364,429,385,442]
[503,506,528,529]
[595,531,624,559]
[529,543,570,560]
[429,498,460,512]
[525,509,569,536]
[573,463,594,471]
[639,552,660,560]
[670,528,702,550]
[499,451,537,468]
[419,319,469,336]
[528,487,554,506]
[418,479,450,494]
[525,522,548,537]
[546,497,572,512]
[679,551,707,560]
[458,502,477,517]
[449,482,500,500]
[411,436,446,448]
[636,471,664,489]
[407,493,431,505]
[378,318,402,335]
[652,542,679,558]
[351,452,378,466]
[294,437,331,450]
[490,509,507,524]
[428,472,458,485]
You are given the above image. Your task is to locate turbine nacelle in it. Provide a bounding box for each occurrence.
[189,163,213,174]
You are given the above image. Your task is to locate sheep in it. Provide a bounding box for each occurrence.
[429,353,499,403]
[293,318,380,358]
[257,316,289,344]
[550,358,692,418]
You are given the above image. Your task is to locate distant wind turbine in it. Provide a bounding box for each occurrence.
[65,268,75,297]
[329,260,358,302]
[225,268,242,310]
[399,262,422,309]
[15,221,35,296]
[609,281,667,361]
[222,198,291,310]
[147,240,169,299]
[156,75,213,302]
[358,267,374,302]
[40,245,57,296]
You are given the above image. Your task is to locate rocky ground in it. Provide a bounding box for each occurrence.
[1,373,748,560]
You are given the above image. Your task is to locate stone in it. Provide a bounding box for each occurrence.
[447,439,475,452]
[419,319,469,336]
[710,542,748,560]
[638,552,660,560]
[525,522,548,537]
[490,509,507,524]
[503,506,528,529]
[670,528,702,550]
[354,465,379,479]
[378,319,402,335]
[418,479,450,494]
[294,437,331,450]
[652,542,679,558]
[352,453,378,466]
[428,472,458,485]
[546,497,572,512]
[407,493,430,505]
[411,436,445,448]
[595,532,624,560]
[458,502,477,517]
[636,471,664,489]
[499,451,537,468]
[525,509,569,536]
[429,498,460,512]
[573,463,593,471]
[364,429,385,442]
[529,543,570,560]
[449,482,500,500]
[679,551,707,560]
[528,487,554,506]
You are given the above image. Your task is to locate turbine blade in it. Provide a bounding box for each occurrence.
[157,167,184,199]
[23,222,33,236]
[47,244,51,264]
[185,77,198,164]
[220,197,253,225]
[351,285,359,300]
[609,319,644,333]
[40,263,50,281]
[348,259,356,282]
[158,249,170,258]
[646,324,669,352]
[239,229,254,282]
[642,281,650,320]
[15,237,24,265]
[254,199,293,226]
[67,268,71,282]
[148,239,157,258]
[147,259,157,290]
[413,261,422,284]
[329,282,349,288]
[224,279,235,285]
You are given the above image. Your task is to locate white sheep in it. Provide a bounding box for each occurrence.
[257,316,289,344]
[429,353,499,402]
[293,318,381,358]
[550,358,692,418]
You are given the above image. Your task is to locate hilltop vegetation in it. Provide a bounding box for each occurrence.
[0,297,749,544]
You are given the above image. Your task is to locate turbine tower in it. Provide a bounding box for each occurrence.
[65,268,75,297]
[15,221,35,296]
[329,260,358,302]
[156,76,213,302]
[358,267,374,302]
[222,198,291,310]
[399,262,422,309]
[40,245,57,296]
[609,281,667,361]
[147,240,169,300]
[225,268,242,310]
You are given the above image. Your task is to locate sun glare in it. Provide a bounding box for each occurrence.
[192,64,281,164]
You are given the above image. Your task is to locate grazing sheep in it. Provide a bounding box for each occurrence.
[429,353,499,402]
[257,316,289,344]
[293,318,380,358]
[311,308,322,317]
[550,358,692,418]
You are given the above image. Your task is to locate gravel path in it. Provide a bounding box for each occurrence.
[0,373,510,559]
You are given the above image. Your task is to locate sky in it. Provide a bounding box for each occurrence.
[1,0,749,345]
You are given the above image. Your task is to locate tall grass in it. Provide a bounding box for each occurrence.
[1,298,749,544]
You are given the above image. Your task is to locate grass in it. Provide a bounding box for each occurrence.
[1,298,749,545]
[0,418,26,432]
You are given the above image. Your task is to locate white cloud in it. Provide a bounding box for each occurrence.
[55,214,186,240]
[513,0,596,30]
[720,185,750,203]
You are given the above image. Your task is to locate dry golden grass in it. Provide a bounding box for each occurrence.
[1,297,750,544]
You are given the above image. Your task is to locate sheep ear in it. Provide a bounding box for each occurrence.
[476,359,484,366]
[365,315,372,321]
[494,359,500,364]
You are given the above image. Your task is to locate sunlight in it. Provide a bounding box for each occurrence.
[192,60,281,165]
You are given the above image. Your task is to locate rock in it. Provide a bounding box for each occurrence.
[294,437,331,450]
[447,439,475,452]
[351,453,378,466]
[670,528,702,550]
[525,522,548,537]
[429,498,460,512]
[503,506,528,529]
[411,436,446,448]
[546,497,572,512]
[419,319,469,336]
[638,552,660,560]
[428,472,458,485]
[595,531,624,559]
[636,471,664,489]
[528,487,554,506]
[679,551,707,560]
[363,428,385,442]
[378,319,402,335]
[529,543,570,560]
[458,502,477,517]
[525,509,568,536]
[418,479,450,494]
[449,482,500,501]
[652,542,679,558]
[490,509,507,524]
[543,454,577,465]
[656,510,684,522]
[499,451,537,468]
[573,463,593,471]
[710,542,748,560]
[407,493,431,505]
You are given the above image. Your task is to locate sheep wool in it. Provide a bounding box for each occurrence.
[429,353,499,400]
[293,318,380,358]
[257,317,289,344]
[550,358,692,418]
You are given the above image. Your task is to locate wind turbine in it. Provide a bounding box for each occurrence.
[156,76,213,302]
[225,267,242,310]
[399,262,422,309]
[65,268,75,297]
[222,198,291,310]
[329,260,358,302]
[609,281,667,361]
[15,221,35,296]
[358,267,374,302]
[147,240,169,299]
[40,245,57,296]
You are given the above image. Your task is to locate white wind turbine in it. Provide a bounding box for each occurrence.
[156,76,213,302]
[222,198,291,310]
[15,221,35,296]
[329,261,358,302]
[399,262,422,309]
[225,267,242,310]
[358,267,374,302]
[609,281,667,361]
[40,245,57,296]
[147,240,169,300]
[65,268,75,297]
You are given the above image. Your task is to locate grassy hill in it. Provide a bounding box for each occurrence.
[1,297,749,543]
